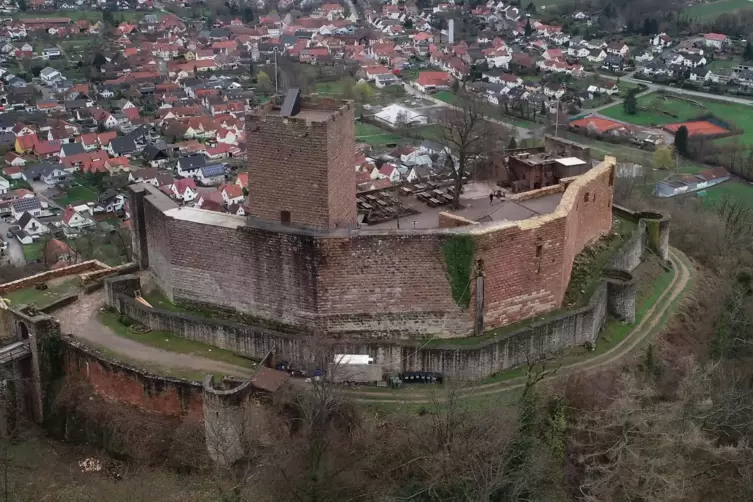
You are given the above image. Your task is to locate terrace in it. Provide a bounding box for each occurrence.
[365,181,563,230]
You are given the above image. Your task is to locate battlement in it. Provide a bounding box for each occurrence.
[249,94,354,126]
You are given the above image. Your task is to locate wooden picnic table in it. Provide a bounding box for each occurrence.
[366,194,378,201]
[361,202,373,210]
[377,199,388,207]
[400,187,413,196]
[414,183,428,191]
[428,197,441,207]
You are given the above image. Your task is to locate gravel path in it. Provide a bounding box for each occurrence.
[54,289,253,379]
[346,247,693,404]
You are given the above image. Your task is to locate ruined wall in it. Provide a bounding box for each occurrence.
[129,159,616,339]
[0,260,108,295]
[60,338,203,418]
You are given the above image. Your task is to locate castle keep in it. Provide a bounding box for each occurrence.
[129,94,619,340]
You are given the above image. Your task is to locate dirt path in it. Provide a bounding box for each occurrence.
[54,290,253,379]
[347,247,693,404]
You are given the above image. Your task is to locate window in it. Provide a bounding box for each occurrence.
[281,210,291,224]
[584,192,590,203]
[535,244,543,274]
[609,167,615,186]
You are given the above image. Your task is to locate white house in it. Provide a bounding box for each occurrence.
[16,212,49,237]
[0,175,9,195]
[704,33,729,49]
[172,178,198,202]
[61,206,95,237]
[652,33,672,48]
[39,67,62,85]
[42,47,61,60]
[222,183,244,205]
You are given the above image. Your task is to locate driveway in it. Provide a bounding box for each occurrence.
[0,220,25,266]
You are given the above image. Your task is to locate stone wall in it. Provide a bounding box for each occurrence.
[60,337,204,418]
[129,158,616,339]
[0,260,108,295]
[246,97,356,230]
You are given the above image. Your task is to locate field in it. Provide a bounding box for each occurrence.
[697,179,753,208]
[600,93,753,144]
[684,0,753,20]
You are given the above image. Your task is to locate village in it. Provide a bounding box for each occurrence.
[0,0,749,269]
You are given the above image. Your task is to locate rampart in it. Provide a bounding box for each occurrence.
[106,197,666,380]
[129,158,618,339]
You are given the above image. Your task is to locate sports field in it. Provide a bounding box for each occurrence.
[684,0,753,20]
[600,93,753,144]
[698,179,753,209]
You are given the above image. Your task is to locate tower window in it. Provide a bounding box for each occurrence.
[281,210,291,224]
[584,192,590,203]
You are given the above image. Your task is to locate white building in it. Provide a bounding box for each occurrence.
[374,104,428,128]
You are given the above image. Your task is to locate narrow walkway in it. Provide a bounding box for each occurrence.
[346,247,693,404]
[54,289,253,378]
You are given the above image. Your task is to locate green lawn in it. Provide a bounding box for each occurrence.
[600,93,753,145]
[99,311,256,376]
[684,0,753,20]
[697,179,753,209]
[15,10,103,21]
[355,122,383,136]
[434,91,458,104]
[4,276,80,308]
[22,242,43,262]
[54,185,98,206]
[708,58,739,72]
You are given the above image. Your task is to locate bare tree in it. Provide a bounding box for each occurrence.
[439,95,492,209]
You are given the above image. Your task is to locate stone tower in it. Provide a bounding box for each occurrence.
[245,90,356,230]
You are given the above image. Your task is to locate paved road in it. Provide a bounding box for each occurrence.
[400,82,540,140]
[55,290,254,379]
[595,72,753,107]
[345,247,692,404]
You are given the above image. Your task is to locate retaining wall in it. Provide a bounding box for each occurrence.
[60,337,204,418]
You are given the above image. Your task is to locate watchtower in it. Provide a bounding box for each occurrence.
[245,90,356,230]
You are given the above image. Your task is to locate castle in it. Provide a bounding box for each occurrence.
[127,91,624,341]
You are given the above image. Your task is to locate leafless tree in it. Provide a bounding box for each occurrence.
[439,95,492,209]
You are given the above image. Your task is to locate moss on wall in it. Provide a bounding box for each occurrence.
[442,235,476,309]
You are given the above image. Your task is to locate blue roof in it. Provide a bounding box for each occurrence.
[200,164,226,178]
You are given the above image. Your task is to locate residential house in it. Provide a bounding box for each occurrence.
[40,67,62,85]
[602,54,625,71]
[704,33,729,49]
[171,178,197,202]
[196,163,227,185]
[10,197,42,218]
[606,42,630,58]
[176,154,207,177]
[414,71,452,93]
[128,167,159,184]
[97,190,125,213]
[652,33,672,48]
[587,48,607,62]
[61,205,94,237]
[222,183,244,205]
[141,145,169,168]
[16,211,49,237]
[107,137,138,157]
